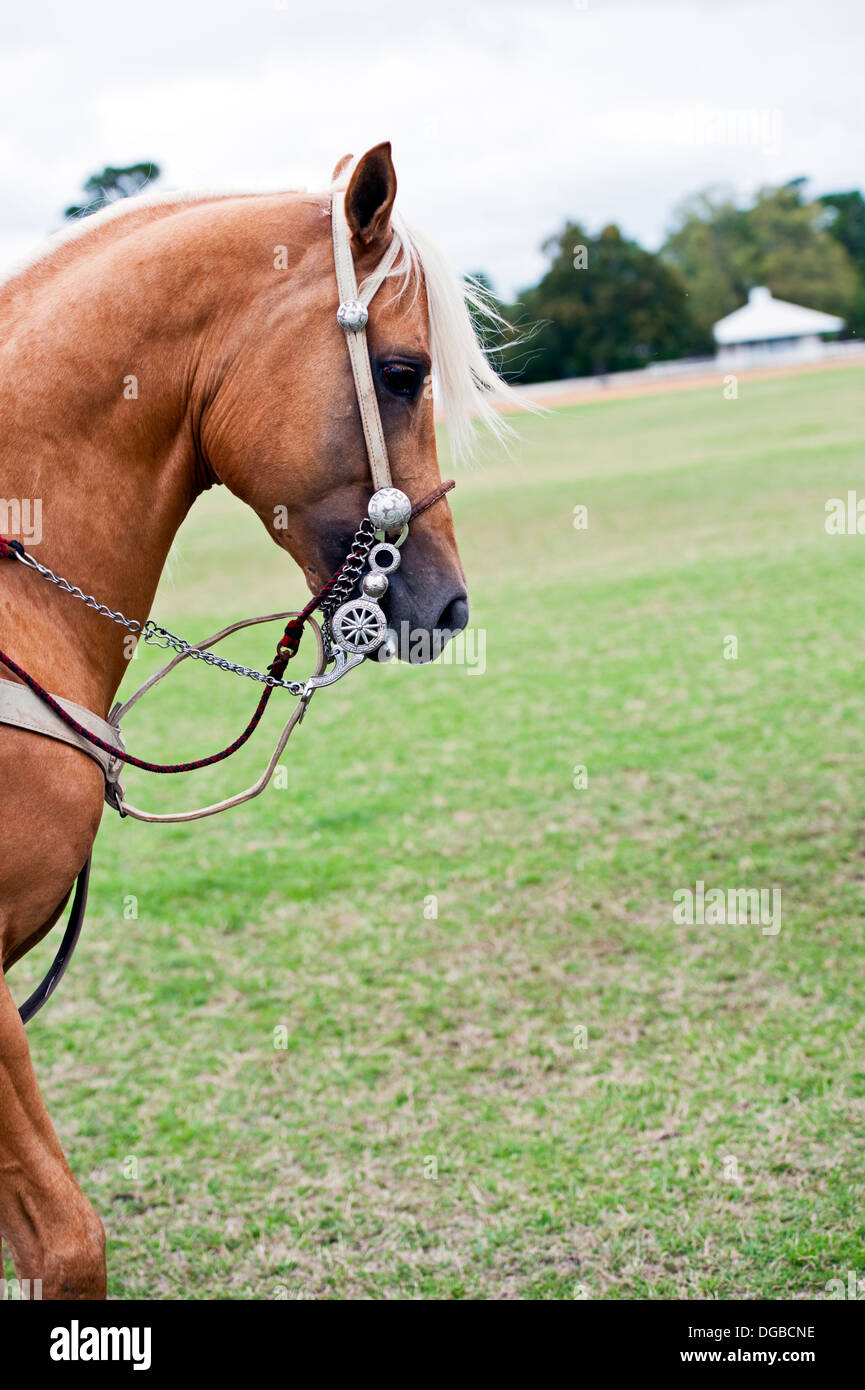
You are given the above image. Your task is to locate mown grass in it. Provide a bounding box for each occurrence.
[8,364,865,1299]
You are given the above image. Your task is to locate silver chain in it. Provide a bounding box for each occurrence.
[319,518,377,648]
[10,547,309,695]
[13,548,149,632]
[322,519,376,610]
[8,518,380,693]
[139,621,307,695]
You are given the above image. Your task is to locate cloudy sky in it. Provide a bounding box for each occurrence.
[2,0,863,297]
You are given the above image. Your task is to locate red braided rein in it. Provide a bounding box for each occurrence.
[0,480,455,775]
[0,648,276,773]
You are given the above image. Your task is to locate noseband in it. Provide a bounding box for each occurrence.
[0,192,456,1021]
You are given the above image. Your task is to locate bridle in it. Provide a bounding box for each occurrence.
[0,191,456,1020]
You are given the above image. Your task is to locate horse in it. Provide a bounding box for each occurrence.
[0,142,516,1298]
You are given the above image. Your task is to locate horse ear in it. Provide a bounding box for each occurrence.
[344,142,397,247]
[331,153,353,183]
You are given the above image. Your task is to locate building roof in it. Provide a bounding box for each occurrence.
[713,287,845,344]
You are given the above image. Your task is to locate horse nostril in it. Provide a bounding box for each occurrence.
[437,594,469,637]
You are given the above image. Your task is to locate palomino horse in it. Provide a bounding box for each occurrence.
[0,143,515,1298]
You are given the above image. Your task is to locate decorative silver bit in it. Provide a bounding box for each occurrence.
[304,648,365,692]
[331,598,387,655]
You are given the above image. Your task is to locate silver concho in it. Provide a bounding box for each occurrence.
[336,299,368,332]
[368,487,411,534]
[331,598,387,655]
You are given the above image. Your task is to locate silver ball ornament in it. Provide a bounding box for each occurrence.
[336,300,368,332]
[361,571,389,599]
[368,487,411,535]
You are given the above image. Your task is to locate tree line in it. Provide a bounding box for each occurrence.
[486,179,865,382]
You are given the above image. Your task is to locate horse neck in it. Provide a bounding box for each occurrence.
[0,204,234,716]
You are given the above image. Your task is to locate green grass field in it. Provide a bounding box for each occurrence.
[8,364,865,1300]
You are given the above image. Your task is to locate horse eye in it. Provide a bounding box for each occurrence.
[381,363,420,397]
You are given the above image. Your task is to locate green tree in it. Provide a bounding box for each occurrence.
[819,190,865,338]
[64,162,160,219]
[501,222,700,382]
[661,188,756,338]
[662,181,860,341]
[820,190,865,265]
[749,183,858,316]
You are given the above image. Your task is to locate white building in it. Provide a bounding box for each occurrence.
[713,286,845,368]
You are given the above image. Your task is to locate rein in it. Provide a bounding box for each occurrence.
[0,190,458,1023]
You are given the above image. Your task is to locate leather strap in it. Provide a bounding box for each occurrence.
[108,612,326,823]
[331,190,401,492]
[17,856,91,1024]
[0,676,125,801]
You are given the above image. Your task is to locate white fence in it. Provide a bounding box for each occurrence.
[503,340,865,404]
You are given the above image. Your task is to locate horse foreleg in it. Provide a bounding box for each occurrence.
[0,974,106,1299]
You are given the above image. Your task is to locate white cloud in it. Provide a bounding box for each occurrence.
[1,0,863,297]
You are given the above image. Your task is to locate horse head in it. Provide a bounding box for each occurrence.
[196,142,514,662]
